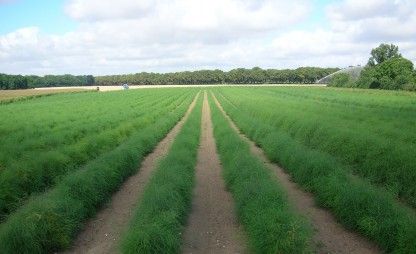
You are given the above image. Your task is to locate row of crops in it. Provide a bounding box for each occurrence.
[0,87,415,253]
[0,89,198,253]
[0,89,312,253]
[120,93,313,254]
[0,90,196,220]
[213,87,416,253]
[121,93,313,253]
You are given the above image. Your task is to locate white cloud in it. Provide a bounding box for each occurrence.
[327,0,401,21]
[66,0,309,30]
[267,0,416,68]
[65,0,310,44]
[0,0,415,75]
[327,0,416,42]
[65,0,154,21]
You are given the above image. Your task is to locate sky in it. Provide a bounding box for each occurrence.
[0,0,415,75]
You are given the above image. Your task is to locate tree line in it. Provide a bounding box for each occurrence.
[0,74,95,90]
[0,68,339,90]
[329,44,416,91]
[95,67,339,86]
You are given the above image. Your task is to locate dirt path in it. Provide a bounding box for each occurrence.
[181,92,247,254]
[63,93,199,254]
[34,84,326,92]
[211,93,380,254]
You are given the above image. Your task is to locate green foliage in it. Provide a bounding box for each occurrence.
[0,74,94,90]
[0,74,28,89]
[1,67,338,89]
[120,95,202,254]
[349,43,416,91]
[0,89,193,220]
[218,87,416,208]
[95,67,339,85]
[357,57,415,90]
[26,74,95,88]
[328,73,355,87]
[368,43,401,66]
[0,89,197,254]
[214,87,416,253]
[323,44,416,91]
[209,94,312,253]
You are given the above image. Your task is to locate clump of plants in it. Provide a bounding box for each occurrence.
[329,43,416,91]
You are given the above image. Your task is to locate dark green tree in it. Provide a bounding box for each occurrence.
[328,73,353,87]
[368,43,401,66]
[358,57,414,90]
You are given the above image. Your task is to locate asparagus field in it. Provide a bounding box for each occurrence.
[0,88,197,252]
[0,86,415,253]
[213,87,416,253]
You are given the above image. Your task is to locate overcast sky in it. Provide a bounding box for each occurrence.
[0,0,415,75]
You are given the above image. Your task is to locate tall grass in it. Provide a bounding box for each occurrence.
[120,95,203,254]
[208,94,313,253]
[0,89,192,220]
[214,87,416,253]
[0,90,197,254]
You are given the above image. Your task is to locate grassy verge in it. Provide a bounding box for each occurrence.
[208,93,313,253]
[214,90,416,253]
[120,94,203,254]
[0,94,196,254]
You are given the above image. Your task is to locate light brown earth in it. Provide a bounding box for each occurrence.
[33,84,327,92]
[181,92,247,254]
[62,93,199,254]
[211,93,381,254]
[0,88,85,101]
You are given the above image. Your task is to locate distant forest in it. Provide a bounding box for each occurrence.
[96,67,338,85]
[0,74,95,90]
[0,67,338,89]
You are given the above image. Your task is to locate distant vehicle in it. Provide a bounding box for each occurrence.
[122,84,129,90]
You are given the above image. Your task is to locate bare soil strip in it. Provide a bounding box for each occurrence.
[0,88,85,101]
[63,93,199,254]
[212,93,380,254]
[181,92,247,254]
[34,84,326,92]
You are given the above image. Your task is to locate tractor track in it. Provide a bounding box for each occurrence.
[181,92,247,254]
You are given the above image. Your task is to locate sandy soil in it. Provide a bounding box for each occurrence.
[0,88,85,101]
[211,93,381,254]
[34,84,326,92]
[181,92,247,254]
[62,93,199,254]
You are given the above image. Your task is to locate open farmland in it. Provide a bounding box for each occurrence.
[0,87,415,253]
[0,88,89,103]
[213,87,416,253]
